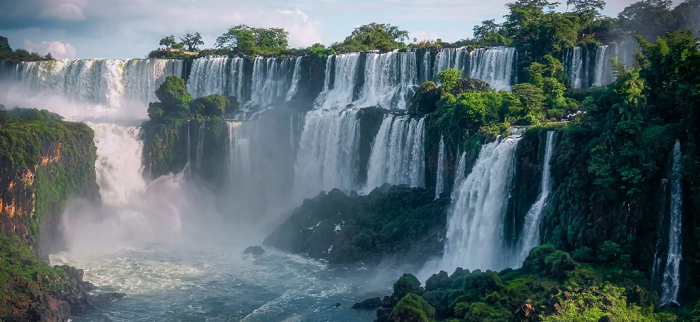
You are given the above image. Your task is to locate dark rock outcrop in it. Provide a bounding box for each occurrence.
[263,185,450,264]
[351,297,381,310]
[243,246,265,255]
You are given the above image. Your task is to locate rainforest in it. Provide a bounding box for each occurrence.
[1,0,700,321]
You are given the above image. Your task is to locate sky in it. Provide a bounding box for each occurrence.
[0,0,687,59]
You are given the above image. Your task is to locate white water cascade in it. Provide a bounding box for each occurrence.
[661,139,683,305]
[564,47,585,89]
[187,56,245,99]
[0,59,183,109]
[453,152,467,188]
[286,57,303,101]
[439,134,522,272]
[314,54,361,109]
[469,47,517,91]
[294,109,361,198]
[514,131,555,265]
[88,123,147,206]
[435,136,446,199]
[249,57,292,107]
[563,45,614,89]
[592,45,610,87]
[357,51,419,110]
[433,47,470,79]
[365,115,425,191]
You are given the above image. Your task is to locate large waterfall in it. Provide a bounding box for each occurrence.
[563,45,614,89]
[469,47,517,91]
[434,136,446,199]
[294,109,361,198]
[285,57,302,101]
[356,51,419,110]
[439,134,522,273]
[365,115,425,191]
[660,139,683,305]
[88,123,146,206]
[514,131,555,265]
[0,59,183,109]
[187,57,245,99]
[314,54,361,109]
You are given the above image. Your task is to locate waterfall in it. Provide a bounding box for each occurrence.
[1,59,183,109]
[435,136,446,199]
[422,51,432,83]
[440,134,522,272]
[564,47,585,89]
[356,51,418,110]
[196,122,205,175]
[314,54,361,109]
[285,57,302,101]
[88,123,146,206]
[365,115,425,191]
[187,56,245,99]
[514,131,555,265]
[592,45,609,87]
[294,109,361,198]
[453,152,467,188]
[652,179,669,292]
[469,47,516,91]
[661,139,683,306]
[227,121,252,205]
[249,57,292,107]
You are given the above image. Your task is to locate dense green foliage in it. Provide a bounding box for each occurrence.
[0,236,70,293]
[331,23,409,53]
[263,185,450,264]
[0,36,51,62]
[378,245,677,322]
[4,107,64,121]
[0,115,97,247]
[215,25,289,57]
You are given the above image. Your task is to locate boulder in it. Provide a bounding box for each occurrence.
[351,297,382,310]
[244,246,265,255]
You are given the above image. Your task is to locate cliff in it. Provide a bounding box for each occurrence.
[0,113,99,258]
[263,184,450,264]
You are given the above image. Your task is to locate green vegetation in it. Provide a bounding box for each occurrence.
[380,245,678,322]
[148,32,204,59]
[215,25,289,57]
[263,185,450,264]
[4,107,64,121]
[390,293,436,322]
[0,113,97,247]
[331,23,409,53]
[0,36,52,62]
[0,236,71,293]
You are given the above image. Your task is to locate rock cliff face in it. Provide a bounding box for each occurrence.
[263,184,450,264]
[0,115,99,258]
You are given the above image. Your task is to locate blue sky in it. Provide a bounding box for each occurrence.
[0,0,685,59]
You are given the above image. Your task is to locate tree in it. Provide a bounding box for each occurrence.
[180,32,204,52]
[672,0,700,33]
[567,0,606,15]
[332,23,409,53]
[617,0,675,42]
[159,35,177,48]
[216,25,288,56]
[473,20,511,45]
[155,76,192,113]
[0,36,11,53]
[189,94,227,116]
[437,68,462,94]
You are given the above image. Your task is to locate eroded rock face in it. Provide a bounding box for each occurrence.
[243,246,265,255]
[1,267,124,322]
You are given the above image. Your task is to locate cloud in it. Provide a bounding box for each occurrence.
[410,30,439,42]
[41,2,86,21]
[24,39,77,59]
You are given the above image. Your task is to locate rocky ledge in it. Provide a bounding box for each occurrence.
[2,265,124,322]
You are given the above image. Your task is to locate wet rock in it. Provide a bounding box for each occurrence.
[598,316,612,322]
[244,246,265,255]
[351,297,381,310]
[381,296,393,307]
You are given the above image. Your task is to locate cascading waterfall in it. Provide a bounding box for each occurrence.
[1,59,183,108]
[314,54,361,109]
[249,57,292,107]
[661,139,683,305]
[564,47,585,89]
[187,56,245,99]
[365,115,425,190]
[453,152,467,188]
[435,136,446,199]
[356,51,418,110]
[469,47,516,91]
[285,57,302,101]
[196,122,205,175]
[514,131,555,265]
[294,109,361,198]
[593,45,609,87]
[422,51,432,83]
[88,123,146,206]
[439,134,522,273]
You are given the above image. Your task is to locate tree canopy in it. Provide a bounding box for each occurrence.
[332,23,409,53]
[215,25,289,56]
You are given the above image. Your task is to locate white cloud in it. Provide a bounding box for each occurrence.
[24,39,77,59]
[410,30,439,42]
[41,1,86,21]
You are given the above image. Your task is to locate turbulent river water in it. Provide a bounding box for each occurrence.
[50,241,390,322]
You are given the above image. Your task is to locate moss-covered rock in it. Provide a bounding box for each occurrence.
[0,114,99,257]
[263,185,450,264]
[389,293,436,322]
